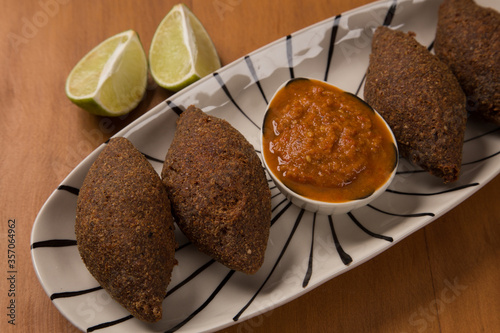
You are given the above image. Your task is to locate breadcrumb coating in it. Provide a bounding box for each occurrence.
[76,137,176,322]
[364,27,467,183]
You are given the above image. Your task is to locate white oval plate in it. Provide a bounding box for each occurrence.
[31,0,500,332]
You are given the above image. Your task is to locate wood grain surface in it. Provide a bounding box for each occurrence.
[1,0,499,332]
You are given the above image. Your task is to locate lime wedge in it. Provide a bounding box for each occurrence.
[149,4,221,92]
[65,30,148,117]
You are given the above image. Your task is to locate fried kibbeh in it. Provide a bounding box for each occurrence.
[434,0,500,124]
[75,137,176,323]
[364,26,467,183]
[162,105,271,274]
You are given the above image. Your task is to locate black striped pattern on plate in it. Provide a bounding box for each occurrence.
[31,0,500,331]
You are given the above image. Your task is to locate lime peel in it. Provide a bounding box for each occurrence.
[149,4,221,92]
[65,30,148,117]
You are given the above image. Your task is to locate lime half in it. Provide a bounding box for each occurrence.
[65,30,148,117]
[149,4,221,92]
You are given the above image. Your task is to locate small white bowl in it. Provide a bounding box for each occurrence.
[261,77,398,215]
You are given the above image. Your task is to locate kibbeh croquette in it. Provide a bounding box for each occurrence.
[75,137,176,323]
[434,0,500,124]
[364,26,467,183]
[162,105,271,275]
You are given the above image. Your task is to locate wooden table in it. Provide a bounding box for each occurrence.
[1,0,499,332]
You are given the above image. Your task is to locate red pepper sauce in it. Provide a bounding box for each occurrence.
[262,78,397,203]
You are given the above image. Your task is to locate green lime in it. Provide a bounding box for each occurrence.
[65,30,148,117]
[149,4,221,92]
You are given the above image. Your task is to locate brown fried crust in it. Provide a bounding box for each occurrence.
[434,0,500,124]
[364,26,467,183]
[162,105,271,274]
[75,137,176,323]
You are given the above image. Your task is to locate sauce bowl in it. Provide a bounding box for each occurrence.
[261,77,398,215]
